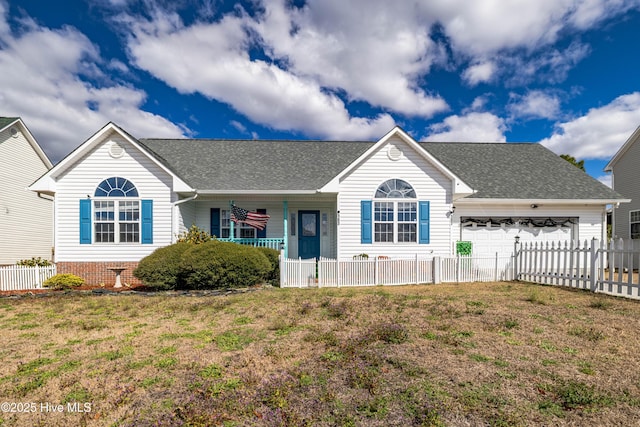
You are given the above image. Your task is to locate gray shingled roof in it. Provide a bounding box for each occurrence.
[138,137,623,200]
[421,142,622,200]
[139,139,374,192]
[0,117,18,130]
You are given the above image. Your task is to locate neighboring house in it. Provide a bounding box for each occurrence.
[30,122,625,285]
[604,126,640,268]
[605,126,640,240]
[0,117,53,265]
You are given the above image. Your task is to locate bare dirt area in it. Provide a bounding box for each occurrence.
[0,281,639,426]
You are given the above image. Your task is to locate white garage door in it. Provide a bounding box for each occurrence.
[461,225,572,257]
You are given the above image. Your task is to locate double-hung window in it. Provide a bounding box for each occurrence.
[373,179,417,243]
[221,209,255,238]
[631,210,640,239]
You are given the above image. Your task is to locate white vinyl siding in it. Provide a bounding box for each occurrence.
[337,135,452,258]
[0,125,53,264]
[53,132,174,262]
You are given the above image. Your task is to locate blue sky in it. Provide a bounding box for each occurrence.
[2,0,640,186]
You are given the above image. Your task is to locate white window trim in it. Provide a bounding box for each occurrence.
[630,210,640,239]
[94,199,141,244]
[373,200,418,244]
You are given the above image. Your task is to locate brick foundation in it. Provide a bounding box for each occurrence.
[57,261,141,287]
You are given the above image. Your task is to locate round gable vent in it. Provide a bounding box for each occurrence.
[10,127,18,137]
[109,142,125,158]
[387,144,402,161]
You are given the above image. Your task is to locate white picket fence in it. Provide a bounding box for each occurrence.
[517,238,640,299]
[280,253,514,288]
[0,265,57,291]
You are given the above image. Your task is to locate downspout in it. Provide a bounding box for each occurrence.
[172,192,198,243]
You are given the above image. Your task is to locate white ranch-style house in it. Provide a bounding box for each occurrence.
[30,123,626,285]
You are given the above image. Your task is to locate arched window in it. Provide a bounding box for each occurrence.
[375,179,416,198]
[93,177,140,243]
[373,179,417,243]
[94,177,138,197]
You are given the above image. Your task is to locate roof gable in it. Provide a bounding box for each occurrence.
[604,126,640,172]
[320,127,474,195]
[29,122,192,194]
[0,117,52,169]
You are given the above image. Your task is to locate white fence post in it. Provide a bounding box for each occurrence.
[433,257,441,284]
[589,238,597,292]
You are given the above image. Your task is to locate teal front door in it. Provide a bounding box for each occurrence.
[299,210,320,259]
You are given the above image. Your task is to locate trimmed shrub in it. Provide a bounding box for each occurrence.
[43,273,84,290]
[133,242,192,290]
[17,257,52,267]
[176,224,212,244]
[256,247,280,286]
[180,241,271,289]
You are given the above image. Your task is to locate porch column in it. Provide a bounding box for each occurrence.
[229,200,235,241]
[283,200,289,258]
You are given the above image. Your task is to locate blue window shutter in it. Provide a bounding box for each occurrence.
[361,200,372,244]
[419,201,430,244]
[210,208,220,238]
[257,209,267,238]
[79,199,92,244]
[141,200,153,244]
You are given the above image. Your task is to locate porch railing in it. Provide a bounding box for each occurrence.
[217,238,284,251]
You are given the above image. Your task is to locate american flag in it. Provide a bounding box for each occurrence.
[231,205,270,230]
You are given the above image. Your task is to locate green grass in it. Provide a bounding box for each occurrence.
[0,282,638,426]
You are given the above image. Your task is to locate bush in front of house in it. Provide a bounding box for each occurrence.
[133,242,192,290]
[17,257,52,267]
[175,224,213,244]
[43,273,84,290]
[179,240,271,290]
[256,247,280,286]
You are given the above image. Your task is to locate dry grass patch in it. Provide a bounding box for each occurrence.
[0,282,639,426]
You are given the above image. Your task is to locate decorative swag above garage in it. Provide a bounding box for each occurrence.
[461,217,578,228]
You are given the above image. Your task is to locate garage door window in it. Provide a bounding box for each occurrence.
[631,211,640,239]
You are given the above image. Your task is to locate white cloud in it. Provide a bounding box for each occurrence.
[435,0,637,56]
[508,90,562,120]
[423,112,507,142]
[0,6,185,162]
[253,0,449,117]
[540,92,640,159]
[462,61,495,86]
[597,174,612,188]
[124,8,395,140]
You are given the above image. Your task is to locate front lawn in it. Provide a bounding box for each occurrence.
[0,282,639,426]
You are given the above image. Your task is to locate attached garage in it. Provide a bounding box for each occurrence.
[460,217,575,257]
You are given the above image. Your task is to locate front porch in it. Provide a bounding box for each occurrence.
[175,196,338,259]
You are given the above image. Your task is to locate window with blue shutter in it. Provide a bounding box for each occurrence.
[257,209,267,238]
[79,199,92,244]
[210,208,220,237]
[361,200,372,244]
[84,177,151,244]
[368,179,427,244]
[418,201,430,244]
[141,200,153,244]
